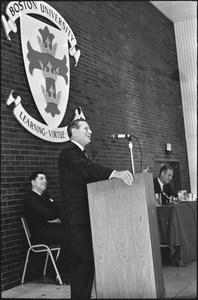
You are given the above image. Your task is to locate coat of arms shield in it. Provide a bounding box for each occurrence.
[20,13,70,129]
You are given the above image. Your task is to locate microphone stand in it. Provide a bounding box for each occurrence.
[128,136,135,175]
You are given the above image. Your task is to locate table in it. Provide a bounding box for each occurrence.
[156,201,197,266]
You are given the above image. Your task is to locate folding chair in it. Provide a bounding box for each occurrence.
[21,216,63,285]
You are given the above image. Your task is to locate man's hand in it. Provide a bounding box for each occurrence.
[111,170,133,186]
[47,218,61,223]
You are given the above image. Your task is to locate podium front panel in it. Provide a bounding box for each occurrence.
[87,173,165,298]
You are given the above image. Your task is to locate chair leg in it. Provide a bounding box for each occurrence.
[55,248,60,261]
[48,251,63,285]
[43,250,59,276]
[21,248,31,284]
[43,252,49,276]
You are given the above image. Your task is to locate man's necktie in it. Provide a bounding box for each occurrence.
[162,185,170,204]
[83,150,90,161]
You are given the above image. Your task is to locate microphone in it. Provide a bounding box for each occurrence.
[110,134,131,139]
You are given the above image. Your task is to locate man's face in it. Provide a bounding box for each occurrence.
[72,121,92,147]
[161,169,173,185]
[32,174,47,193]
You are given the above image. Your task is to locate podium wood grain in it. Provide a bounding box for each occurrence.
[87,172,165,298]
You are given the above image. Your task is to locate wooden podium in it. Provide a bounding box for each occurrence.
[87,172,165,298]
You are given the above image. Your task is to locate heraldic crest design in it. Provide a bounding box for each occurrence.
[27,25,68,117]
[1,1,85,143]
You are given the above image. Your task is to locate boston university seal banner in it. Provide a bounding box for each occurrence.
[2,1,85,142]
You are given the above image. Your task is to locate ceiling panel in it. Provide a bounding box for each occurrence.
[150,1,197,22]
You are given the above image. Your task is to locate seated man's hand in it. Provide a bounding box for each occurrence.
[47,218,61,223]
[111,170,133,186]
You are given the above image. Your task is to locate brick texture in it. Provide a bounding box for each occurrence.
[1,1,190,291]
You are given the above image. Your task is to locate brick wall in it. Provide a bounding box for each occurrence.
[1,1,190,291]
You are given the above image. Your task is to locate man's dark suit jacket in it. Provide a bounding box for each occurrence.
[24,191,60,242]
[153,177,177,199]
[58,140,114,224]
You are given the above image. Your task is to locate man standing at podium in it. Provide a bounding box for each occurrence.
[58,118,133,300]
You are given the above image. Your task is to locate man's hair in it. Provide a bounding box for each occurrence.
[67,118,87,138]
[159,164,173,176]
[29,171,46,184]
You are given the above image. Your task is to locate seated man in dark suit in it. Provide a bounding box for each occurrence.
[24,171,69,284]
[153,164,177,205]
